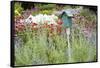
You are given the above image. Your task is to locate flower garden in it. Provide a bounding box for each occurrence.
[13,2,97,66]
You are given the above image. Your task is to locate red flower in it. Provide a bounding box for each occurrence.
[57,25,62,34]
[56,19,63,34]
[31,23,38,30]
[48,24,55,33]
[43,23,49,28]
[31,23,38,26]
[15,23,25,32]
[57,19,63,25]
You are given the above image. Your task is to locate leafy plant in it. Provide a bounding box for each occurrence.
[14,2,23,16]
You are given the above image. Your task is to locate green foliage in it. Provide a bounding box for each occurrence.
[15,25,96,66]
[71,27,96,62]
[14,2,23,16]
[35,4,56,10]
[80,9,96,23]
[73,8,97,31]
[32,4,56,15]
[40,10,53,15]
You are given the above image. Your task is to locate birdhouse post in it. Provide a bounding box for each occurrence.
[60,10,73,62]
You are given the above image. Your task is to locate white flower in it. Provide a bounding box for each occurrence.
[25,14,58,25]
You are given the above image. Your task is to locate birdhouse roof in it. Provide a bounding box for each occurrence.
[54,9,80,18]
[61,10,73,17]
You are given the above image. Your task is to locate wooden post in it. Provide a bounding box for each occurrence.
[66,28,72,62]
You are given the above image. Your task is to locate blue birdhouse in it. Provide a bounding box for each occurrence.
[60,10,73,28]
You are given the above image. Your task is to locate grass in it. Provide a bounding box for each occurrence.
[15,25,96,66]
[71,27,96,62]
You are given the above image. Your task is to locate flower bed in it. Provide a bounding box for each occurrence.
[14,13,96,66]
